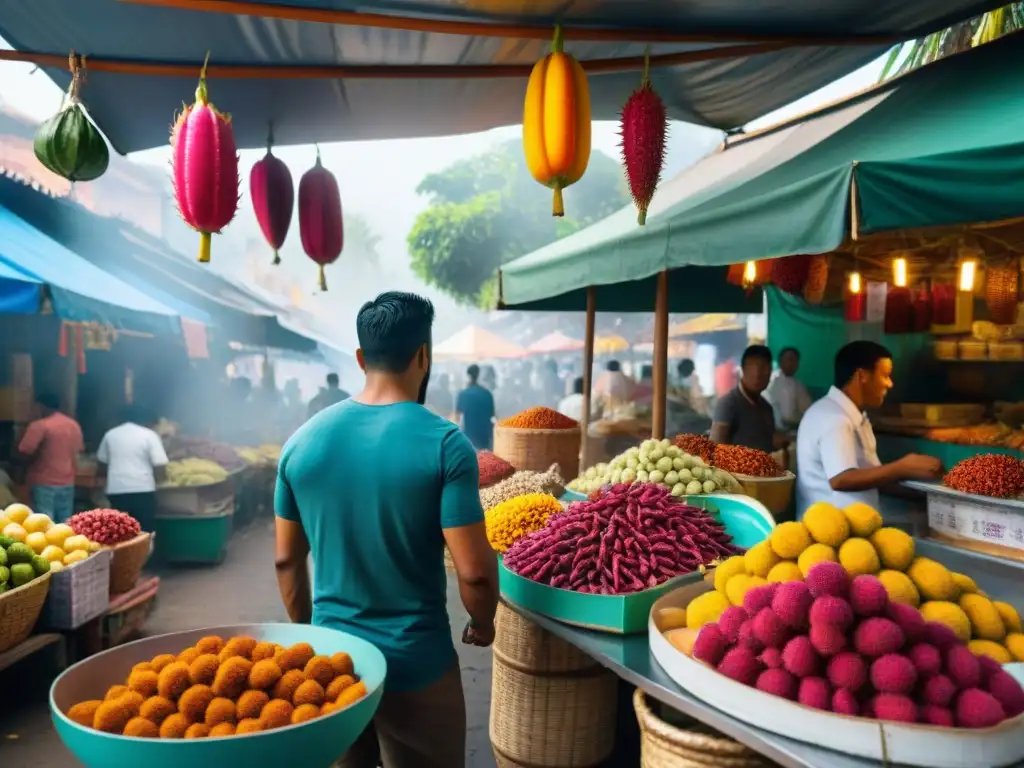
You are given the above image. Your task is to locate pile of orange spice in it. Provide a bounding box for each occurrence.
[499,407,578,430]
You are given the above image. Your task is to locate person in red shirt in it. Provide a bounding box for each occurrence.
[18,394,83,522]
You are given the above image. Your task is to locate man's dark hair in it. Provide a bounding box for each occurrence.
[779,347,800,360]
[326,373,339,387]
[356,292,435,373]
[123,402,153,425]
[467,364,480,383]
[741,345,773,367]
[834,341,892,388]
[677,358,695,377]
[606,360,621,372]
[572,376,584,395]
[37,393,60,411]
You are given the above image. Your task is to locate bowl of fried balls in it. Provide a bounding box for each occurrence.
[50,624,386,767]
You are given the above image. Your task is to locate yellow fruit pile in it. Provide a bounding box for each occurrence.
[686,500,1024,664]
[65,635,368,738]
[0,505,99,571]
[485,493,563,554]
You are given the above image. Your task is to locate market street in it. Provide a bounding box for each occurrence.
[0,517,497,768]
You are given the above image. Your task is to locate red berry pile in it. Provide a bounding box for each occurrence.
[691,562,1024,728]
[68,509,142,545]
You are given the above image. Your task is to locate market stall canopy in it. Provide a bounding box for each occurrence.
[433,325,525,360]
[669,314,746,337]
[0,205,181,335]
[500,34,1024,308]
[0,0,1007,152]
[527,331,585,354]
[0,258,42,315]
[594,335,630,355]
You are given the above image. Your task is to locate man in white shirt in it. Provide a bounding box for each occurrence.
[97,404,169,533]
[557,377,588,422]
[796,341,943,517]
[765,347,812,431]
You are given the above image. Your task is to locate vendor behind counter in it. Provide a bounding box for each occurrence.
[710,345,787,456]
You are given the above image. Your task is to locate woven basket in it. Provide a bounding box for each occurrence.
[494,425,580,480]
[732,472,794,519]
[490,603,616,767]
[109,533,152,595]
[634,689,777,768]
[0,571,52,654]
[40,548,112,630]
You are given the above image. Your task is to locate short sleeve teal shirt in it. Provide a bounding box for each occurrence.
[275,400,483,692]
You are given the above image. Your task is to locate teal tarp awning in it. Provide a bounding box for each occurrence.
[500,34,1024,310]
[0,205,181,335]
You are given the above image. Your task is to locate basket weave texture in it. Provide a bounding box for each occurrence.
[489,603,616,767]
[0,571,51,653]
[109,533,152,595]
[494,425,580,480]
[634,689,778,767]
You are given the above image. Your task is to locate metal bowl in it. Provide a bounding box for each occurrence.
[51,623,386,768]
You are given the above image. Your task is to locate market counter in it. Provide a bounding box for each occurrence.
[508,538,1024,768]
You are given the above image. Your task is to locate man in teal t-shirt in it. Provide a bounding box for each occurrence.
[274,291,498,768]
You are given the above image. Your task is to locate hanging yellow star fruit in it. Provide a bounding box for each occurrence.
[522,25,591,217]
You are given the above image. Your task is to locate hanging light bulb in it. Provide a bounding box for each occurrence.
[958,259,977,292]
[892,256,908,288]
[848,271,863,294]
[742,260,757,288]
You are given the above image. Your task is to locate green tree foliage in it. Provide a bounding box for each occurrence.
[407,138,629,307]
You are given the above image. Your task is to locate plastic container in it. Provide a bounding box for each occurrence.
[40,549,111,630]
[933,339,959,361]
[989,341,1024,361]
[154,511,232,565]
[51,623,386,768]
[959,339,988,360]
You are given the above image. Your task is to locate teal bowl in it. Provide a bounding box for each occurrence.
[702,493,776,549]
[51,623,386,768]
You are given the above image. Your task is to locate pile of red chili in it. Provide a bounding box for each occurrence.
[673,433,716,464]
[477,451,516,488]
[499,407,578,430]
[712,444,783,478]
[944,454,1024,498]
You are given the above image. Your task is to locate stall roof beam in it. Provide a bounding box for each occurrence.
[0,0,1006,152]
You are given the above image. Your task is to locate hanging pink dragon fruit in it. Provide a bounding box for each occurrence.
[298,148,343,291]
[620,49,667,225]
[171,55,239,263]
[250,126,294,266]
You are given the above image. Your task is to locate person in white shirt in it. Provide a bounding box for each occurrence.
[765,347,812,431]
[557,377,589,422]
[796,341,943,518]
[593,360,635,406]
[97,404,169,533]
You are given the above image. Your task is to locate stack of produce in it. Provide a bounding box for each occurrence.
[477,451,516,489]
[165,458,230,487]
[926,424,1024,450]
[673,434,716,464]
[711,444,784,478]
[943,453,1024,498]
[504,483,742,594]
[485,493,563,553]
[480,464,565,511]
[499,407,578,430]
[237,444,282,466]
[65,634,368,738]
[69,509,142,545]
[688,500,1024,664]
[568,439,741,497]
[164,435,246,472]
[0,533,52,592]
[665,564,1024,728]
[0,504,100,573]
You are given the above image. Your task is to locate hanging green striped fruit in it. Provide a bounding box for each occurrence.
[33,56,109,183]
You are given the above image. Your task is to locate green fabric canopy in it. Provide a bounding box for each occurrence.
[500,34,1024,310]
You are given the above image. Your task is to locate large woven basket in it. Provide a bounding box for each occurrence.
[108,533,152,595]
[0,570,52,654]
[494,425,580,480]
[731,472,794,520]
[634,689,777,768]
[490,603,616,767]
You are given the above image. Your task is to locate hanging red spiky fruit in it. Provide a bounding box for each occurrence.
[250,128,294,266]
[619,51,667,226]
[298,147,343,291]
[771,255,813,296]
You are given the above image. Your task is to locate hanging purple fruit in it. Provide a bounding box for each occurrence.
[619,49,667,225]
[250,126,294,266]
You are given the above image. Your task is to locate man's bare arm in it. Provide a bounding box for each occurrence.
[444,521,498,631]
[275,517,312,624]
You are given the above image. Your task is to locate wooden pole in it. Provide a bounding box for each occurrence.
[579,287,596,472]
[652,271,669,439]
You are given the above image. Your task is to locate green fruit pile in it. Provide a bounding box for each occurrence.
[0,534,51,593]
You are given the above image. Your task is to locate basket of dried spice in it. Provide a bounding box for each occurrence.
[494,407,581,480]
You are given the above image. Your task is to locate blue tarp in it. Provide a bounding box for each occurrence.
[0,258,42,315]
[0,205,181,335]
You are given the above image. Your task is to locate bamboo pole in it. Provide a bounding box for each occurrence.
[579,286,596,472]
[118,0,899,47]
[651,271,669,440]
[0,42,806,80]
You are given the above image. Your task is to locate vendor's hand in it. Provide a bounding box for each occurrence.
[896,453,944,480]
[462,621,495,647]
